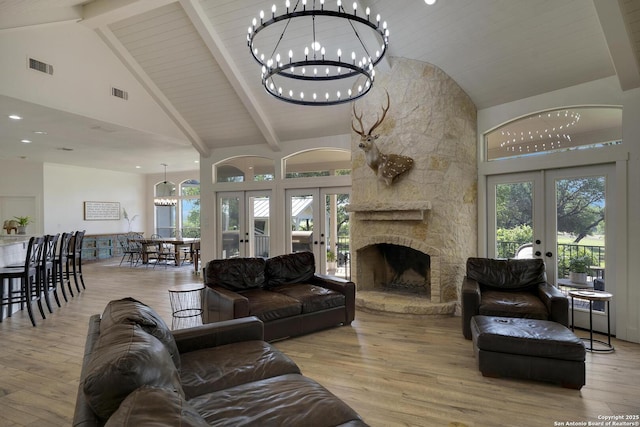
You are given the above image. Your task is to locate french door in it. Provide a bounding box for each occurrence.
[217,191,272,259]
[286,187,350,277]
[487,164,615,333]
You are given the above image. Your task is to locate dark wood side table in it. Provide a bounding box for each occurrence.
[568,290,614,353]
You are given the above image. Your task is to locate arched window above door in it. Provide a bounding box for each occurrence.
[284,148,351,178]
[155,180,176,197]
[181,179,200,196]
[216,156,275,182]
[485,106,622,161]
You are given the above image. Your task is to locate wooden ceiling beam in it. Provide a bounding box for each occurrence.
[179,0,281,152]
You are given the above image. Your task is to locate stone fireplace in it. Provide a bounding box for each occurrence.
[349,58,478,316]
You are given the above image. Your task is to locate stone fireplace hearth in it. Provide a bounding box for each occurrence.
[349,58,478,316]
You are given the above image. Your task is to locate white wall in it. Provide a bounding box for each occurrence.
[478,76,640,343]
[0,22,185,140]
[1,161,146,236]
[42,163,146,235]
[0,159,44,235]
[621,87,640,343]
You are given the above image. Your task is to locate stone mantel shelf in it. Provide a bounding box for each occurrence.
[347,201,431,221]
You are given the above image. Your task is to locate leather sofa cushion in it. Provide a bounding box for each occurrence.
[479,290,549,320]
[99,297,180,369]
[205,257,266,291]
[471,316,585,361]
[188,374,365,427]
[240,289,302,322]
[467,257,546,292]
[83,323,184,420]
[105,386,208,427]
[265,251,315,287]
[180,340,301,398]
[271,283,346,313]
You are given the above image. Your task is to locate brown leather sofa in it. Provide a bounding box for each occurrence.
[461,257,569,339]
[202,251,356,341]
[73,297,368,427]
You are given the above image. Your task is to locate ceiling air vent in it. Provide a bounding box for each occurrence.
[28,57,54,75]
[111,87,128,101]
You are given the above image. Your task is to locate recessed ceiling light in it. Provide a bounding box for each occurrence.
[425,0,437,4]
[21,139,32,144]
[194,160,199,163]
[33,130,47,135]
[9,114,22,120]
[135,166,141,169]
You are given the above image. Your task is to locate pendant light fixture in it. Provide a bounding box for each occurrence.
[154,163,177,206]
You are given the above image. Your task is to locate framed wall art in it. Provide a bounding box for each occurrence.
[83,201,121,221]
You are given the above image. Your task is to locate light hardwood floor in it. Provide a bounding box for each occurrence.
[0,260,638,427]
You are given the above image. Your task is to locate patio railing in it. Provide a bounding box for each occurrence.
[497,241,605,278]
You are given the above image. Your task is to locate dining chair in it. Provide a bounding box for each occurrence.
[150,234,172,268]
[132,233,160,268]
[118,234,140,267]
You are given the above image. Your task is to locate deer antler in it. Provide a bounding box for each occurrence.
[351,104,366,137]
[367,90,390,135]
[351,90,390,138]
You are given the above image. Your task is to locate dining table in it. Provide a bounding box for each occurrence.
[135,237,200,267]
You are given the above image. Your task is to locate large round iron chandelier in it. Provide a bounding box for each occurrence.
[247,0,389,106]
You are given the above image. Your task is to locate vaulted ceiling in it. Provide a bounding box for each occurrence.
[1,0,639,174]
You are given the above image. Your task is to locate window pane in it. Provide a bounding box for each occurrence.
[155,205,176,237]
[220,196,240,258]
[495,182,533,258]
[181,198,200,238]
[290,195,314,252]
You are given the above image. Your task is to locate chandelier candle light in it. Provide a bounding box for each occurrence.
[499,110,581,154]
[247,0,389,106]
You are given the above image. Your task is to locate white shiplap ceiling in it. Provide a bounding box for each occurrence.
[0,0,639,174]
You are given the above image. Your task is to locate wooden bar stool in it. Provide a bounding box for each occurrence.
[55,232,73,301]
[0,236,46,326]
[42,234,61,311]
[66,230,86,293]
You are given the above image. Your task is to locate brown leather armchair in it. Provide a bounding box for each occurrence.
[461,257,568,339]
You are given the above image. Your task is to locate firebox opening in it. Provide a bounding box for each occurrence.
[362,243,431,297]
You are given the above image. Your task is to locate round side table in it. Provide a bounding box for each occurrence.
[568,290,614,353]
[168,284,204,330]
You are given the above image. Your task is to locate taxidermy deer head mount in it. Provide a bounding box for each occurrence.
[352,91,414,186]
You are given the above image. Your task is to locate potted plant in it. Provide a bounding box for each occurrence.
[568,255,595,284]
[326,250,337,275]
[122,208,139,233]
[14,216,33,235]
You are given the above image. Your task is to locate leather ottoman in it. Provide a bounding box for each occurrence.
[470,315,586,389]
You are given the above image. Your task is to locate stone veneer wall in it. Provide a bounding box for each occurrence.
[350,58,478,307]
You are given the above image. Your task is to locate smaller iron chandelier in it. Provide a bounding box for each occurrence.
[247,0,389,106]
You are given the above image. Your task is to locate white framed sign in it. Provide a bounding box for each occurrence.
[83,201,121,221]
